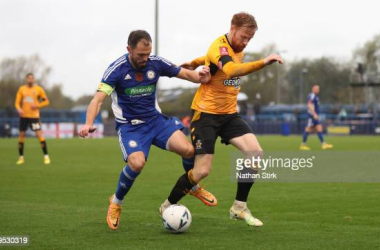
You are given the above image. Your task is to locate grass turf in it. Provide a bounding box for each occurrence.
[0,135,379,249]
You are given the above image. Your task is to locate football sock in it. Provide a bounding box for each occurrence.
[317,132,324,143]
[182,156,194,173]
[182,156,199,191]
[40,140,48,155]
[236,166,255,202]
[168,170,196,204]
[236,182,254,202]
[302,131,309,143]
[18,142,24,156]
[114,165,140,203]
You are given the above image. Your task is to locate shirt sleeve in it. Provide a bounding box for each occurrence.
[308,94,315,103]
[190,56,206,69]
[38,87,50,108]
[15,87,22,110]
[98,61,123,95]
[207,41,233,68]
[38,86,48,100]
[156,56,181,78]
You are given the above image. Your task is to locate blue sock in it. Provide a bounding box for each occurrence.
[182,156,198,191]
[115,165,140,201]
[302,131,309,143]
[317,132,324,143]
[182,156,194,173]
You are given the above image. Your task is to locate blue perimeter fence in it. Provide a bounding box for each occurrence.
[0,105,379,137]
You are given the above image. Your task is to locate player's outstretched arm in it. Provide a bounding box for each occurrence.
[78,91,107,138]
[222,54,283,78]
[181,56,206,70]
[176,66,211,84]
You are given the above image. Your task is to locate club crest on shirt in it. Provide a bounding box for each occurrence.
[146,70,155,80]
[219,46,230,56]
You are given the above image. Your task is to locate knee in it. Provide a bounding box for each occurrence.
[248,145,263,157]
[256,148,263,158]
[128,154,146,172]
[183,145,194,159]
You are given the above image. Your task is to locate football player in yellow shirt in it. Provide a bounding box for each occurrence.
[15,73,51,164]
[160,12,283,227]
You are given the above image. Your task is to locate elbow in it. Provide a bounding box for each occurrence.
[91,97,103,109]
[97,100,104,110]
[222,65,236,78]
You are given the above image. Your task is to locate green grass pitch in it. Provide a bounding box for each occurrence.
[0,135,379,249]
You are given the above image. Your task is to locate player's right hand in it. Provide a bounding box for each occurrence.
[30,104,38,110]
[313,114,319,120]
[264,54,283,65]
[78,124,97,138]
[17,109,24,116]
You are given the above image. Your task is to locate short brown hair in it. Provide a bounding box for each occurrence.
[26,73,34,78]
[231,12,258,30]
[128,30,152,49]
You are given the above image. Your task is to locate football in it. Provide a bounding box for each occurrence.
[162,204,192,233]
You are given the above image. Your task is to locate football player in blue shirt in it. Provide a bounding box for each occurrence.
[300,85,333,150]
[79,30,216,230]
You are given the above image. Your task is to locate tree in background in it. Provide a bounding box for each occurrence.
[240,44,283,105]
[353,34,380,83]
[0,55,51,109]
[352,34,380,104]
[285,57,351,104]
[0,54,74,109]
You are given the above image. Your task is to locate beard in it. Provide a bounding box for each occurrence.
[232,44,246,53]
[132,59,147,69]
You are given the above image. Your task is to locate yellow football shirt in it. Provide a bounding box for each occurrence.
[15,85,49,118]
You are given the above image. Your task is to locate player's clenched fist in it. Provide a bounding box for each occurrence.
[78,124,96,138]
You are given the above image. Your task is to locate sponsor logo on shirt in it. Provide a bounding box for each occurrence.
[223,77,241,89]
[124,85,156,97]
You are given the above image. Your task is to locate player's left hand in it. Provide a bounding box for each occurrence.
[199,66,211,83]
[264,54,283,65]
